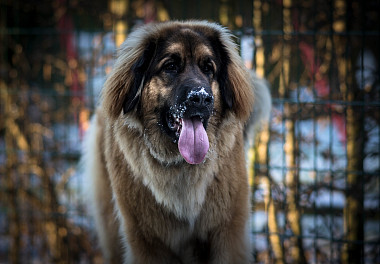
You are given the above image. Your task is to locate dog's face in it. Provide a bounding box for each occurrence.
[133,28,226,164]
[102,22,253,165]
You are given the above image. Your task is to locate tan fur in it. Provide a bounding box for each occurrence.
[83,21,259,264]
[83,113,123,262]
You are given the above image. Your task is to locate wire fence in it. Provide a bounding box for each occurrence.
[0,0,379,263]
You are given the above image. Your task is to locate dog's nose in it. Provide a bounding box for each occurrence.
[187,87,214,108]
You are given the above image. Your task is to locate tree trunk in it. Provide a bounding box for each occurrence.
[110,0,129,47]
[2,82,22,264]
[263,175,285,264]
[284,117,307,264]
[342,104,364,264]
[282,0,307,262]
[332,1,365,262]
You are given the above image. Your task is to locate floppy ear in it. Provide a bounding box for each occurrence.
[101,34,156,119]
[122,41,156,114]
[214,30,254,121]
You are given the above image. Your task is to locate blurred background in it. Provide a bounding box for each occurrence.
[0,0,379,263]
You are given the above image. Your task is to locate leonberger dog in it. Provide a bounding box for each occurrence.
[83,20,271,264]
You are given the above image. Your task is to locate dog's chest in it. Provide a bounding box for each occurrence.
[143,169,213,222]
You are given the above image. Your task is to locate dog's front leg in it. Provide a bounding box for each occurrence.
[207,216,252,264]
[119,227,184,264]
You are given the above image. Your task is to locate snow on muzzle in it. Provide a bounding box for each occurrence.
[167,86,214,164]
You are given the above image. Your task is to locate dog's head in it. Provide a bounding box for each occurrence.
[102,21,253,165]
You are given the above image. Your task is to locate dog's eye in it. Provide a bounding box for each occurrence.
[163,62,179,73]
[201,61,214,75]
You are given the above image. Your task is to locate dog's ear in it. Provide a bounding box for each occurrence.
[101,34,156,119]
[215,46,234,110]
[213,30,254,121]
[123,41,156,114]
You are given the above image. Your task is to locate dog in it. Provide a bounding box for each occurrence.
[82,20,271,264]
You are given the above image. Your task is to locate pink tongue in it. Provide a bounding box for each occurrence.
[178,117,209,164]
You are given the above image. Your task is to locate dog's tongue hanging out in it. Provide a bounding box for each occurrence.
[178,117,209,164]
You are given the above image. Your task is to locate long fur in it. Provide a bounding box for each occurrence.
[82,20,271,264]
[244,72,272,145]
